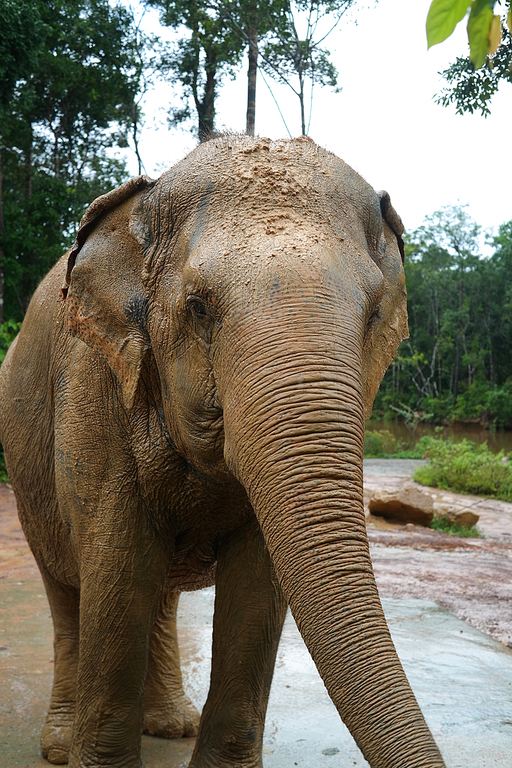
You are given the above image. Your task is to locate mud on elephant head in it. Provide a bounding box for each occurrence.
[0,135,447,768]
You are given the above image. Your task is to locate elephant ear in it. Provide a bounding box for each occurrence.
[63,175,156,411]
[361,191,409,418]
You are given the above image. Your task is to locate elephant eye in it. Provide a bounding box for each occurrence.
[187,297,208,318]
[186,296,214,336]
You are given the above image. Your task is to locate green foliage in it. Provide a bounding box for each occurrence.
[0,0,43,106]
[429,514,482,537]
[374,208,512,429]
[0,319,21,364]
[413,438,512,501]
[364,429,401,457]
[149,0,249,137]
[0,446,7,483]
[426,0,471,48]
[363,431,433,459]
[427,0,512,112]
[427,0,510,67]
[1,0,145,319]
[436,31,512,116]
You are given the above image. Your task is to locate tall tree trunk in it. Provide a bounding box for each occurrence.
[21,135,35,313]
[298,71,306,135]
[246,24,258,136]
[0,142,4,325]
[453,277,463,402]
[198,51,217,141]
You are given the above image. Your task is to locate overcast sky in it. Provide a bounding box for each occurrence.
[129,0,512,239]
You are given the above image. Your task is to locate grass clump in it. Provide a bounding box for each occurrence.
[364,430,433,459]
[413,438,512,502]
[430,514,482,538]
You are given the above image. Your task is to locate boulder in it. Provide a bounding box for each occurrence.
[369,484,434,526]
[435,504,480,527]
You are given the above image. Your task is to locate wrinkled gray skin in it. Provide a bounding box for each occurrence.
[0,136,446,768]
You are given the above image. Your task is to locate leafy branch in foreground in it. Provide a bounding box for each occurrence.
[426,0,512,114]
[427,0,511,69]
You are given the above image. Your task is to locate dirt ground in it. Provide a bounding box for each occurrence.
[2,459,512,645]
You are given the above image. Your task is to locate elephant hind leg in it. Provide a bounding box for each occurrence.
[143,589,200,739]
[39,572,80,765]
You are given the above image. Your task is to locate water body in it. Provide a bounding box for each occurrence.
[367,419,512,455]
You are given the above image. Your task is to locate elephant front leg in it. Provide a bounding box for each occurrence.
[190,519,287,768]
[143,589,200,738]
[69,538,171,768]
[40,572,80,765]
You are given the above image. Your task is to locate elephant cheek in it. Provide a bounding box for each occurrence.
[362,297,408,417]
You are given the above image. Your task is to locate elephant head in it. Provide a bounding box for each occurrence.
[62,136,443,767]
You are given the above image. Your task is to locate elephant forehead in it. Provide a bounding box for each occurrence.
[164,135,378,230]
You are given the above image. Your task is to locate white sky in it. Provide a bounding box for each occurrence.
[126,0,512,238]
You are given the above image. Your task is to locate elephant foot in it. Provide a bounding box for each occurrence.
[41,712,74,765]
[143,694,200,738]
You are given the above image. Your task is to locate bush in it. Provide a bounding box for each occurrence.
[430,514,482,538]
[364,431,433,459]
[485,380,512,428]
[364,429,401,456]
[413,438,512,501]
[453,382,488,422]
[0,320,21,364]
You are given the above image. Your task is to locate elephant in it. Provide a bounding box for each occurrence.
[0,134,446,768]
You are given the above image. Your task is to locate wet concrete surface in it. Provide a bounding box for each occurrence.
[2,584,512,767]
[3,469,512,767]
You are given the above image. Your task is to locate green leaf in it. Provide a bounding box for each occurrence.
[468,4,493,67]
[472,0,496,16]
[427,0,471,48]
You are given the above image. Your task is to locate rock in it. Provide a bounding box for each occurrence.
[435,504,480,527]
[369,484,434,526]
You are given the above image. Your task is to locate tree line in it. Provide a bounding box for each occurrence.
[0,0,358,322]
[375,208,512,428]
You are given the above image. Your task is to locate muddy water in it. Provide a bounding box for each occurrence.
[367,419,512,454]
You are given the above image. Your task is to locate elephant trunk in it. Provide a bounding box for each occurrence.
[222,309,445,768]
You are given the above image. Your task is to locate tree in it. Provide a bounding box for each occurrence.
[1,0,145,319]
[259,0,354,135]
[373,207,512,427]
[0,0,43,323]
[148,0,246,139]
[426,0,512,114]
[436,29,512,115]
[210,0,289,135]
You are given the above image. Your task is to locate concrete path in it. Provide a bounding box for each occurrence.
[2,584,512,767]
